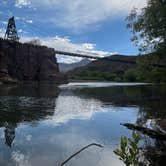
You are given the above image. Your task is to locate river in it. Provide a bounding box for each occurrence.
[0,82,165,166]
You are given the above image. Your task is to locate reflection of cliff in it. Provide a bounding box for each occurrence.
[0,84,60,97]
[0,38,67,83]
[4,123,16,147]
[0,85,60,147]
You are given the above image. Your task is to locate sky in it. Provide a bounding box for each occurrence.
[0,0,147,63]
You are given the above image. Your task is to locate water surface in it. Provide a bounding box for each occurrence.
[0,82,165,166]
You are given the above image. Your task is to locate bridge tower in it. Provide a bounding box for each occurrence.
[4,16,19,42]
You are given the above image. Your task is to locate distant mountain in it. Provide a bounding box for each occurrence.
[68,55,137,81]
[59,58,91,73]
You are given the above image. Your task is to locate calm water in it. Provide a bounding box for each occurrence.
[0,82,165,166]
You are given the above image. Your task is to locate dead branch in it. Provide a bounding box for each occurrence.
[121,123,166,141]
[60,143,103,166]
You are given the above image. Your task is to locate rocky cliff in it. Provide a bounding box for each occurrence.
[0,38,67,84]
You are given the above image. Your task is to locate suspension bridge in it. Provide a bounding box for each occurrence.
[2,16,166,67]
[3,16,101,60]
[54,50,101,60]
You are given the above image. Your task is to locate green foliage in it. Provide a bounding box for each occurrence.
[136,55,166,83]
[136,55,154,81]
[126,0,166,54]
[149,68,166,82]
[114,76,123,82]
[114,132,141,166]
[70,70,121,81]
[125,0,166,83]
[124,69,137,82]
[69,55,166,83]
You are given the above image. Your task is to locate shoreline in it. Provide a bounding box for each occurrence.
[68,79,150,84]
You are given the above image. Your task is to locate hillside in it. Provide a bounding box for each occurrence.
[59,59,91,73]
[68,55,137,81]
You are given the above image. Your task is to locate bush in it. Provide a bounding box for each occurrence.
[135,55,166,83]
[149,68,166,83]
[124,69,137,82]
[114,132,141,166]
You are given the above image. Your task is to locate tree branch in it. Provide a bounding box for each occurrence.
[121,123,166,141]
[60,143,104,166]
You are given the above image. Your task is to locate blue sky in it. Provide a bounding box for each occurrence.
[0,0,147,63]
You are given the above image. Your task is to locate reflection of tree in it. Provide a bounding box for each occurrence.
[123,85,166,165]
[72,85,166,108]
[0,85,60,147]
[63,84,166,130]
[71,84,166,165]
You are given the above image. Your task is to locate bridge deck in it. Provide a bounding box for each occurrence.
[55,50,166,67]
[54,50,101,59]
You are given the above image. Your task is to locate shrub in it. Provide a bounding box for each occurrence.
[114,132,141,166]
[124,69,137,82]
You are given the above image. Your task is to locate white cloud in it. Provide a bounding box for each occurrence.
[14,17,33,26]
[18,29,23,33]
[21,35,116,63]
[26,134,32,141]
[0,28,5,38]
[1,21,7,25]
[14,0,147,30]
[11,151,32,166]
[26,20,33,24]
[15,0,31,8]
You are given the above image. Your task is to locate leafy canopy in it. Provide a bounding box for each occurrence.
[126,0,166,54]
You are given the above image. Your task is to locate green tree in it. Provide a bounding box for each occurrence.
[136,55,154,81]
[149,67,166,82]
[124,69,137,82]
[126,0,166,54]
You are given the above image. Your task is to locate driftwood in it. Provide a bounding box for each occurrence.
[60,143,103,166]
[121,123,166,141]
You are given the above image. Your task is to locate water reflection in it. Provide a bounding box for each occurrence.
[69,85,166,128]
[4,122,16,147]
[0,85,60,148]
[51,94,103,124]
[0,83,165,166]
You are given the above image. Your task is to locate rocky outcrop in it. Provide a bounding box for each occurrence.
[0,38,67,84]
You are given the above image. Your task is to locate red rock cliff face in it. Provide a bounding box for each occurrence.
[0,38,67,84]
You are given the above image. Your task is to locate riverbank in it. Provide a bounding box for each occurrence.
[69,79,117,83]
[69,79,151,84]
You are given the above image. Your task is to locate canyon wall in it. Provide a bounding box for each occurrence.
[0,38,67,84]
